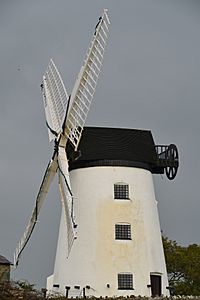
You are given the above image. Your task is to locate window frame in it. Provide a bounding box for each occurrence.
[114,182,130,200]
[118,273,134,290]
[115,223,131,240]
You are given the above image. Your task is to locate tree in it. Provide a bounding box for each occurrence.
[163,236,200,295]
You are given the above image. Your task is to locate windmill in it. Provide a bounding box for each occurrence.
[14,9,179,298]
[14,9,110,266]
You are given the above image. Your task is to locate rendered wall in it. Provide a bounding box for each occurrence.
[47,166,169,297]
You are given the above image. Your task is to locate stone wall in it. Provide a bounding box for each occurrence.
[0,265,10,282]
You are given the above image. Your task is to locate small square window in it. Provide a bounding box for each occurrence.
[114,184,129,199]
[115,224,131,240]
[118,273,133,290]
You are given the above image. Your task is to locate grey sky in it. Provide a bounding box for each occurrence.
[0,0,200,289]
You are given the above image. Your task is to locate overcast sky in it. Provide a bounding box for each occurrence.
[0,0,200,289]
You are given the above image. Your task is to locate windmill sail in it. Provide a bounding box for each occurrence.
[14,158,58,267]
[42,59,69,142]
[58,146,76,255]
[63,9,110,150]
[14,9,110,268]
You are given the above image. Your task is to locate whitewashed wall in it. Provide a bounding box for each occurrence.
[47,166,169,297]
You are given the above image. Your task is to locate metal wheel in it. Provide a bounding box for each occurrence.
[165,144,179,180]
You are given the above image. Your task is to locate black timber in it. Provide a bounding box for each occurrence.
[67,127,165,174]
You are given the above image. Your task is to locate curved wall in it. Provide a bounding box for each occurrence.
[47,165,169,297]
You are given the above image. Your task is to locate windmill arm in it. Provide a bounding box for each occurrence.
[63,9,110,150]
[14,158,58,267]
[42,59,69,142]
[46,121,59,137]
[57,146,77,256]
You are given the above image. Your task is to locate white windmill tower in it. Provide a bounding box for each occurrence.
[14,9,179,298]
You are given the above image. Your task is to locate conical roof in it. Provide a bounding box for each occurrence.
[0,255,12,265]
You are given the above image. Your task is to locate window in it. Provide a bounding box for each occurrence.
[115,223,131,240]
[114,183,129,199]
[118,273,133,290]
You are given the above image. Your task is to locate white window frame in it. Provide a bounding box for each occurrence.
[114,182,129,200]
[115,222,131,240]
[118,273,133,290]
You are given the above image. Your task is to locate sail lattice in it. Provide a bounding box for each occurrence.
[14,158,58,267]
[58,146,77,255]
[42,59,69,141]
[63,9,110,150]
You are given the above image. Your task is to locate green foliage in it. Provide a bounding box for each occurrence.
[163,236,200,295]
[15,280,36,292]
[0,280,43,300]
